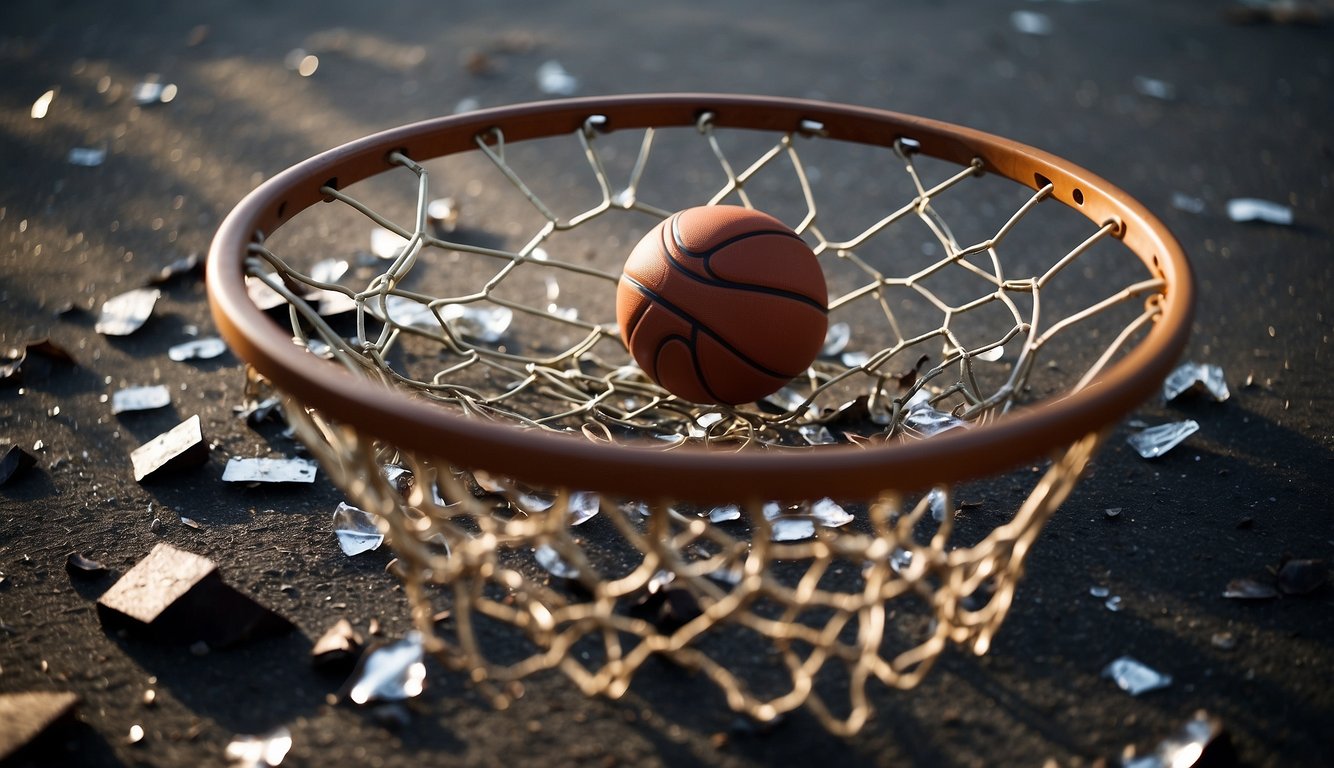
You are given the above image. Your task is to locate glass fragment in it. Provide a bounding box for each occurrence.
[111,385,171,414]
[1226,198,1293,225]
[708,504,741,523]
[68,147,106,166]
[811,498,853,528]
[332,503,383,556]
[225,726,292,768]
[96,288,160,336]
[536,60,578,95]
[1163,362,1230,402]
[568,491,599,525]
[1127,420,1199,459]
[222,457,317,484]
[821,322,850,356]
[347,632,426,704]
[535,544,579,579]
[168,338,227,362]
[1103,656,1172,695]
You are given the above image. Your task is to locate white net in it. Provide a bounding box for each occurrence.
[241,108,1166,732]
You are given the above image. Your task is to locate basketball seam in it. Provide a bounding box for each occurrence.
[619,273,806,380]
[667,214,828,313]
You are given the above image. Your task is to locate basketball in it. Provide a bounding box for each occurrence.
[616,205,828,405]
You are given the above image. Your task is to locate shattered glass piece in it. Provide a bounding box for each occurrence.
[246,276,288,312]
[536,60,578,95]
[841,350,870,367]
[222,457,318,484]
[1090,585,1111,598]
[224,726,292,768]
[762,386,807,413]
[131,415,208,482]
[902,392,968,438]
[647,570,675,594]
[439,304,513,343]
[770,518,815,542]
[1171,192,1207,214]
[1163,362,1230,402]
[1127,420,1199,459]
[1103,656,1172,695]
[535,544,579,579]
[811,498,853,528]
[237,396,284,426]
[974,345,1005,362]
[168,337,228,361]
[515,492,555,512]
[1277,559,1327,595]
[180,517,202,529]
[1132,75,1177,100]
[708,504,741,523]
[1123,711,1232,768]
[0,691,81,761]
[821,322,850,356]
[373,295,435,329]
[1226,198,1293,225]
[928,488,948,522]
[0,444,38,485]
[31,89,55,119]
[66,552,108,577]
[346,632,426,704]
[1105,507,1123,519]
[96,542,292,646]
[623,500,652,518]
[312,619,364,672]
[427,197,459,231]
[332,503,383,556]
[309,258,349,284]
[111,384,171,414]
[798,425,837,445]
[96,288,160,336]
[686,411,726,439]
[149,252,202,284]
[568,491,600,525]
[370,227,409,259]
[1010,10,1053,35]
[889,547,914,574]
[1105,595,1123,612]
[68,147,105,166]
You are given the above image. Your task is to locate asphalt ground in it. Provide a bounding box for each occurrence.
[2,1,1332,766]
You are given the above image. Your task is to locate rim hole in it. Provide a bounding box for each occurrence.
[1034,173,1053,192]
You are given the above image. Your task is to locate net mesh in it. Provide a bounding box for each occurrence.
[241,110,1164,732]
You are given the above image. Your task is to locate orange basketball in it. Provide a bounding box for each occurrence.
[616,205,828,405]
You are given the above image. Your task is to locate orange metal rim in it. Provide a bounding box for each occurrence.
[206,94,1194,502]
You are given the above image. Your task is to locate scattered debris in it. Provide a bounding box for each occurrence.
[1103,656,1172,696]
[246,276,289,312]
[535,544,580,579]
[1105,507,1123,519]
[96,287,160,336]
[1226,198,1293,225]
[1010,10,1053,35]
[568,491,600,525]
[148,252,202,284]
[31,89,55,119]
[111,384,172,414]
[169,337,228,361]
[764,503,815,542]
[821,322,851,357]
[1127,420,1199,459]
[344,632,427,704]
[222,457,318,484]
[0,691,81,761]
[1,444,37,485]
[1277,558,1327,595]
[902,392,968,438]
[1132,76,1177,101]
[237,396,284,426]
[1121,711,1235,768]
[180,516,203,530]
[67,147,106,167]
[1222,577,1278,600]
[97,543,293,647]
[1164,362,1230,402]
[811,498,853,527]
[370,227,409,260]
[312,619,365,673]
[130,415,209,482]
[225,725,292,768]
[66,552,108,578]
[708,504,741,523]
[333,503,383,556]
[536,60,579,95]
[1170,192,1207,214]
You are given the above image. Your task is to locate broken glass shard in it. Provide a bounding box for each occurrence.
[799,425,837,445]
[347,632,426,704]
[224,725,292,768]
[928,488,948,522]
[374,295,435,330]
[515,491,555,513]
[1226,198,1293,225]
[902,393,967,438]
[312,619,364,672]
[889,547,914,574]
[149,252,202,284]
[370,227,409,259]
[168,337,228,362]
[1103,656,1172,695]
[111,384,171,414]
[439,304,512,343]
[222,457,317,484]
[811,498,853,528]
[1171,192,1207,214]
[96,288,160,336]
[66,552,108,577]
[246,276,288,312]
[1105,595,1123,612]
[1123,711,1231,768]
[333,503,383,556]
[1127,420,1199,459]
[536,60,578,95]
[1,444,37,485]
[1277,558,1328,595]
[973,345,1005,362]
[708,504,741,523]
[535,544,579,579]
[821,322,850,357]
[131,415,208,482]
[841,350,870,367]
[31,89,55,119]
[68,147,105,166]
[1010,10,1053,35]
[1090,585,1110,598]
[770,518,814,542]
[1132,76,1177,101]
[1163,362,1230,402]
[568,491,599,525]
